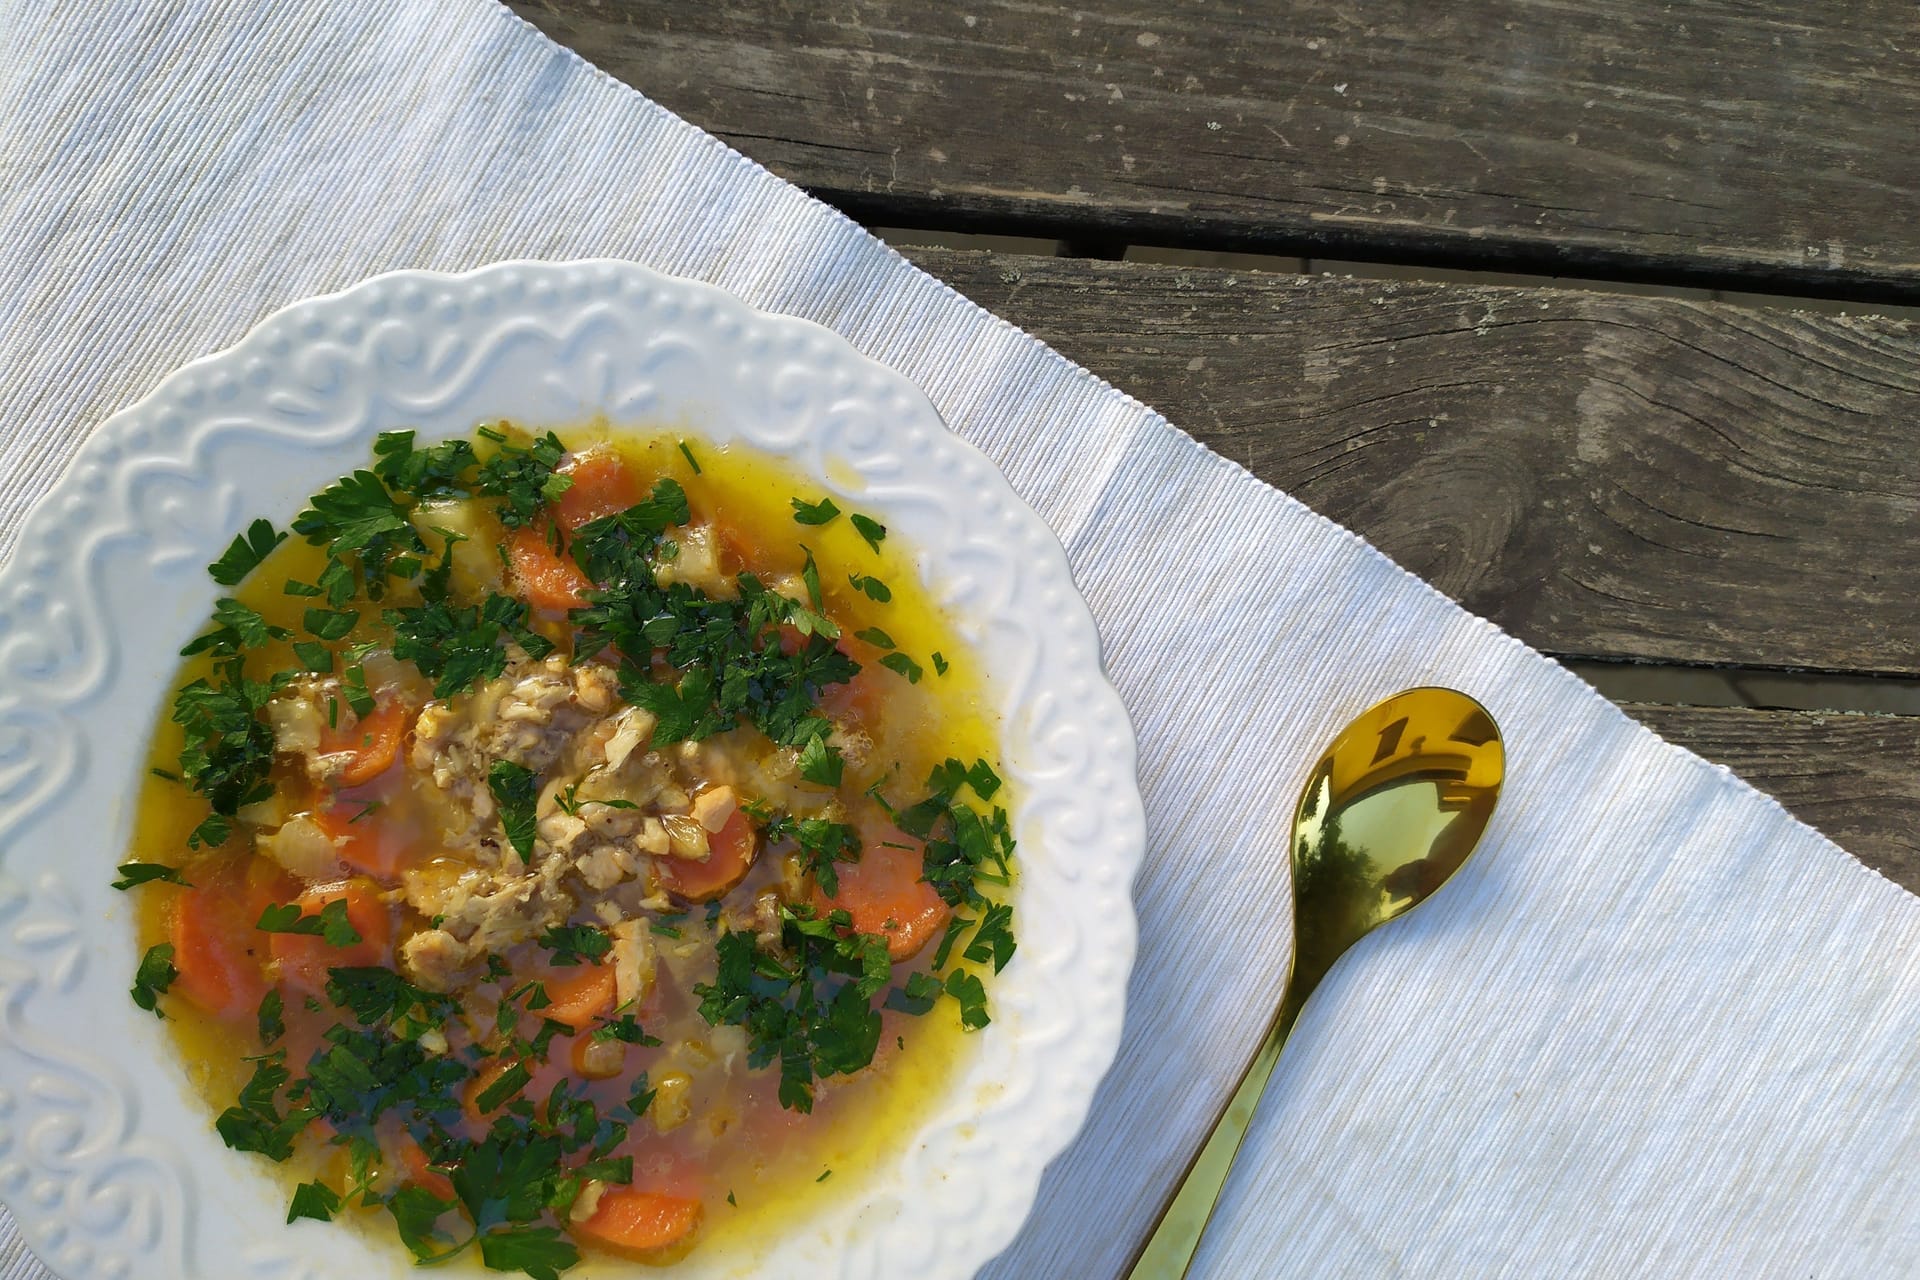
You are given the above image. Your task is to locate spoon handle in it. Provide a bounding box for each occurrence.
[1127,990,1304,1279]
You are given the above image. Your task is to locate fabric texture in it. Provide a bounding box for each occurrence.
[1,2,1916,1276]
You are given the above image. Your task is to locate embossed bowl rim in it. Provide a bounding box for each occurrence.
[0,260,1144,1280]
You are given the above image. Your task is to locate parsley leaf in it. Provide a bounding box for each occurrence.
[854,626,895,650]
[945,968,990,1030]
[180,598,290,658]
[475,429,571,528]
[130,943,177,1015]
[965,901,1018,974]
[386,1185,460,1261]
[303,607,359,640]
[292,469,421,595]
[324,966,459,1039]
[848,571,891,603]
[186,811,231,850]
[799,546,825,608]
[797,735,844,788]
[255,899,363,947]
[931,650,950,676]
[291,640,334,673]
[341,663,376,717]
[112,862,188,890]
[287,1179,342,1224]
[537,925,611,967]
[172,659,286,820]
[258,990,286,1044]
[791,495,841,526]
[849,513,886,552]
[214,1052,313,1161]
[475,1062,533,1115]
[372,430,478,497]
[208,518,286,586]
[477,1226,579,1280]
[880,652,923,684]
[388,593,545,699]
[488,761,540,862]
[693,908,891,1113]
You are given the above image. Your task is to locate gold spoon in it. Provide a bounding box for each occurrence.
[1129,686,1505,1279]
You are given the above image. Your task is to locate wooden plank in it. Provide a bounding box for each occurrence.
[902,247,1920,677]
[1625,703,1920,894]
[508,0,1920,299]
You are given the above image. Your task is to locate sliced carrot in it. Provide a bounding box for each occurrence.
[815,824,948,962]
[552,450,643,532]
[508,523,592,611]
[572,1186,702,1256]
[815,634,887,726]
[396,1132,457,1201]
[317,697,409,789]
[656,809,757,903]
[541,962,617,1032]
[270,879,393,996]
[169,875,273,1021]
[310,801,412,879]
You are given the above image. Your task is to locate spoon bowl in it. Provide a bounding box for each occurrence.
[1129,687,1504,1278]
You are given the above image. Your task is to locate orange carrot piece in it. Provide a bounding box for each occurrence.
[317,697,409,789]
[572,1186,702,1255]
[169,879,272,1021]
[814,634,886,726]
[656,809,756,903]
[269,880,393,996]
[396,1133,457,1201]
[310,801,410,879]
[816,826,949,962]
[507,523,592,611]
[541,963,617,1032]
[552,450,642,532]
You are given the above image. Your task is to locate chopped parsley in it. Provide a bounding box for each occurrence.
[488,761,541,862]
[693,906,891,1113]
[208,518,287,587]
[111,862,188,890]
[790,495,840,526]
[879,652,923,684]
[130,943,178,1015]
[847,571,891,603]
[537,924,611,967]
[849,513,886,552]
[797,735,844,788]
[256,899,363,948]
[388,593,552,700]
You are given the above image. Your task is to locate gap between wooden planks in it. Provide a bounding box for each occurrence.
[895,248,1920,890]
[508,0,1920,302]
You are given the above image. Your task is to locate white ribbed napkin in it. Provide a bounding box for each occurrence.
[3,4,1917,1277]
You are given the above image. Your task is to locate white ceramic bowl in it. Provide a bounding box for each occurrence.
[0,261,1144,1280]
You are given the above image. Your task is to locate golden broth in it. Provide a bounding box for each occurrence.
[125,423,1009,1273]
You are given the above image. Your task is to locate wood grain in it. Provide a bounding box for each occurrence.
[1626,703,1920,893]
[507,0,1920,298]
[902,247,1920,677]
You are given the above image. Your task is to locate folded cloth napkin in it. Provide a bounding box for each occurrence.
[3,3,1917,1277]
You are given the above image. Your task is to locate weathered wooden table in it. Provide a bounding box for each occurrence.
[509,0,1920,892]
